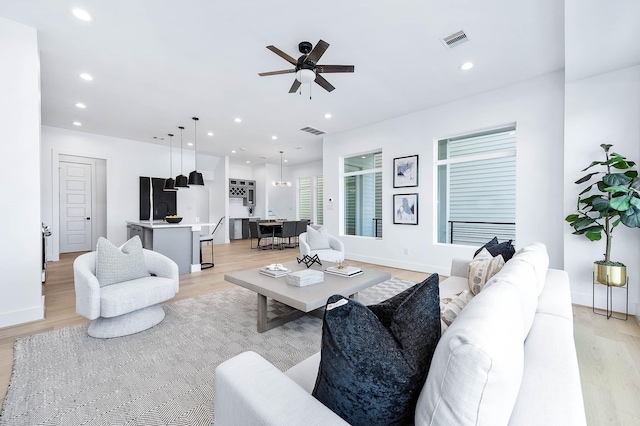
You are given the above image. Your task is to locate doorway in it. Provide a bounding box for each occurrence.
[58,155,107,254]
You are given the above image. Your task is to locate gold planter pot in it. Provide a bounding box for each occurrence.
[594,263,627,287]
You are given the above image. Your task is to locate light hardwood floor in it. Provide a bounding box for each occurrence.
[1,240,639,424]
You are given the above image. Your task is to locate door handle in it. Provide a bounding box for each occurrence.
[86,217,91,220]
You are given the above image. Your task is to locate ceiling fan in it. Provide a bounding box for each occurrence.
[259,40,354,93]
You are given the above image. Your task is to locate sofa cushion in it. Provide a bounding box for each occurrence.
[306,225,331,250]
[96,236,149,287]
[513,242,549,296]
[312,274,441,425]
[509,313,586,425]
[417,281,526,426]
[439,275,469,300]
[310,248,344,263]
[100,276,176,317]
[468,248,505,295]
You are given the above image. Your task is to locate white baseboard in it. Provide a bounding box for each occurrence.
[571,290,637,316]
[0,296,45,329]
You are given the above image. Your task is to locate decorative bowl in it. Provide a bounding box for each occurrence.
[164,216,183,224]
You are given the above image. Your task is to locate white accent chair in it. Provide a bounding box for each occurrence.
[299,231,345,263]
[74,249,179,338]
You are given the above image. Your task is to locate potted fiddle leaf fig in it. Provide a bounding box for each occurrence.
[566,143,640,286]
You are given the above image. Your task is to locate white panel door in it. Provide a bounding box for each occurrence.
[60,162,92,253]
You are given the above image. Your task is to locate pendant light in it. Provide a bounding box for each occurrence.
[175,126,189,188]
[272,151,291,186]
[188,116,205,185]
[163,133,178,191]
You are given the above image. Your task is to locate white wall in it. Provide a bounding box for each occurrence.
[41,126,226,259]
[0,17,44,327]
[564,65,640,314]
[323,72,565,276]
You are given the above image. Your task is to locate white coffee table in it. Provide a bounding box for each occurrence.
[224,260,391,332]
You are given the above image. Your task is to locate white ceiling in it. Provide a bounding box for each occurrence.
[0,0,567,166]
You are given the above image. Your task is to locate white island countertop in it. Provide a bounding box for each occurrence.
[126,220,217,230]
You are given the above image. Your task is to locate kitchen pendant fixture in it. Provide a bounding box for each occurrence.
[188,116,205,185]
[175,126,189,188]
[163,133,178,191]
[272,151,291,187]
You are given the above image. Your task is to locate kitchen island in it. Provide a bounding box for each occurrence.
[126,220,216,274]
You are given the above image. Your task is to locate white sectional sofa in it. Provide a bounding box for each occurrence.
[215,243,586,425]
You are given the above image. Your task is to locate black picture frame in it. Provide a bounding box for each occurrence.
[393,193,418,225]
[393,155,419,188]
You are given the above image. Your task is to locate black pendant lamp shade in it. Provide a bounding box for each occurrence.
[175,126,189,188]
[164,133,178,191]
[188,116,205,185]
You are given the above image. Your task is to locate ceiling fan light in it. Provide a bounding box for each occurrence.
[296,69,315,84]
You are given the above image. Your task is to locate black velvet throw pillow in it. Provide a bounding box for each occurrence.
[474,236,499,257]
[312,273,441,426]
[486,239,516,262]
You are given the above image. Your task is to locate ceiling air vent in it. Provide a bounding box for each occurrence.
[300,126,325,136]
[441,30,469,49]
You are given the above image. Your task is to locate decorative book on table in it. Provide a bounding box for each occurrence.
[325,265,363,277]
[259,266,289,278]
[286,269,324,287]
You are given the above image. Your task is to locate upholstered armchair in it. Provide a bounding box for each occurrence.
[299,228,345,263]
[74,247,179,338]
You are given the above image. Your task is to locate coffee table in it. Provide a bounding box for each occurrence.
[224,260,391,332]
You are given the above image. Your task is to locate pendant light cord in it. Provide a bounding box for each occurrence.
[168,133,174,175]
[179,126,185,174]
[192,117,199,169]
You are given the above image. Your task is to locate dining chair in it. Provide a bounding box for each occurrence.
[249,221,273,249]
[275,221,297,249]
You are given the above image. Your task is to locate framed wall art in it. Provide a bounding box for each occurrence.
[393,193,418,225]
[393,155,418,188]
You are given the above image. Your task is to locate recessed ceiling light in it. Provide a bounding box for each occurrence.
[187,142,193,146]
[284,159,288,163]
[79,73,93,81]
[75,102,86,108]
[231,150,236,153]
[72,121,82,126]
[234,118,242,123]
[246,160,250,164]
[72,8,92,22]
[324,113,332,119]
[207,132,214,136]
[460,62,474,71]
[271,135,277,140]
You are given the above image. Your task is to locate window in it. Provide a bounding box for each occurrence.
[437,126,516,245]
[298,176,323,225]
[299,177,312,222]
[316,176,324,225]
[344,151,382,237]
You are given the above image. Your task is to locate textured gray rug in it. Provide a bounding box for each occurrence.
[0,277,416,426]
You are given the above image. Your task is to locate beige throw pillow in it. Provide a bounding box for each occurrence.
[468,248,505,295]
[440,289,474,333]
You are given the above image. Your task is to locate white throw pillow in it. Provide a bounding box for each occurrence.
[306,225,331,250]
[96,236,149,287]
[468,248,505,295]
[440,289,474,333]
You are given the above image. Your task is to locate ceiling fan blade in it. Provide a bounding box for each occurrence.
[259,69,296,77]
[316,65,355,73]
[305,40,329,65]
[289,79,302,93]
[314,74,335,92]
[266,45,297,65]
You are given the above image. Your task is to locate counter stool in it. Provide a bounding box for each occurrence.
[200,234,214,269]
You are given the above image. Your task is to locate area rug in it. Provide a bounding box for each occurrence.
[0,277,416,425]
